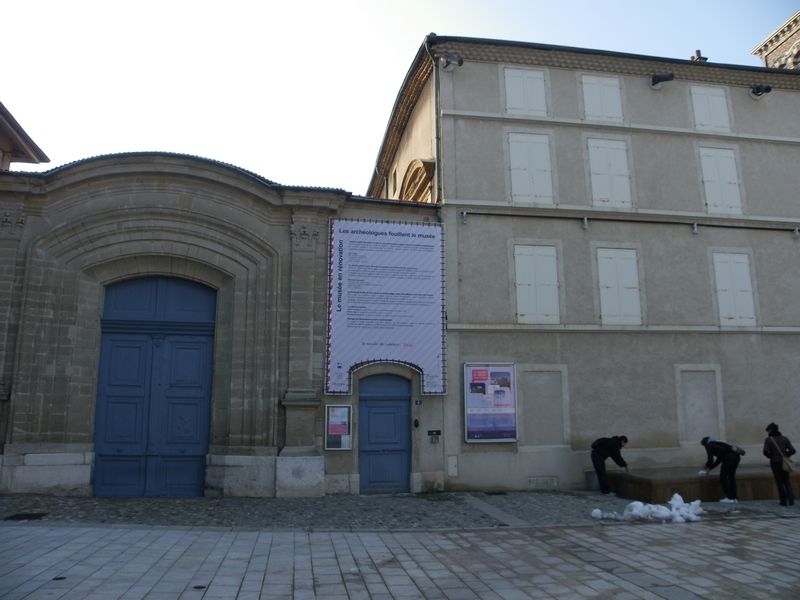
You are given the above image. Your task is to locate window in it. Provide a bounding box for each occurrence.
[514,245,559,324]
[597,248,641,325]
[582,75,623,123]
[691,85,730,132]
[505,68,547,116]
[509,133,553,205]
[713,253,755,326]
[700,147,741,214]
[588,138,631,208]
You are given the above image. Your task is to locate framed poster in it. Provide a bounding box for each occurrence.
[464,363,517,442]
[326,218,445,395]
[325,405,352,450]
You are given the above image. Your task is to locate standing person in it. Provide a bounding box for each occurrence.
[699,436,742,503]
[763,422,796,506]
[590,435,628,495]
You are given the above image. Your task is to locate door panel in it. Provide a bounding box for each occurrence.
[358,375,411,494]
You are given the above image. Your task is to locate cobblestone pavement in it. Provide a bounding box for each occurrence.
[1,492,798,599]
[1,491,795,530]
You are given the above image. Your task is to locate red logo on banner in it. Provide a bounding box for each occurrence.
[472,369,489,382]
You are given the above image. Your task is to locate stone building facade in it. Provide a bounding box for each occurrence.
[3,14,800,498]
[0,152,443,496]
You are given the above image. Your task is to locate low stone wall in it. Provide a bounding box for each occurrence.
[608,466,797,503]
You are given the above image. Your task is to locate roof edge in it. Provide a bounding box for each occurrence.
[0,101,50,164]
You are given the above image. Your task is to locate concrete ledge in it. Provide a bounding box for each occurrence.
[276,454,325,497]
[1,450,93,495]
[325,474,359,495]
[204,454,276,497]
[24,453,88,466]
[608,465,797,503]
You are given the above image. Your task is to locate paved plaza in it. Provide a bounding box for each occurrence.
[1,491,798,599]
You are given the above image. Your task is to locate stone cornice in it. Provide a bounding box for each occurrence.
[752,10,800,58]
[435,39,800,89]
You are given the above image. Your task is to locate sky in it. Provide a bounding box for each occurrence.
[4,1,797,195]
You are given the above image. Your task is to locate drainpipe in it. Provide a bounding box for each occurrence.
[423,35,444,221]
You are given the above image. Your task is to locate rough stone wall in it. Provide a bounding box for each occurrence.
[2,156,302,452]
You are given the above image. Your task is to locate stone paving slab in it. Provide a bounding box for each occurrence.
[1,492,798,599]
[1,517,799,599]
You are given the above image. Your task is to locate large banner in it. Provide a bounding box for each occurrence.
[326,219,445,394]
[464,363,517,442]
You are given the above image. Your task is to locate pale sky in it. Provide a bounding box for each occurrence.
[4,1,797,195]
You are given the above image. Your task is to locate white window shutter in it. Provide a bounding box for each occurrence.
[589,139,631,208]
[515,245,559,324]
[505,68,546,116]
[713,253,755,326]
[691,86,730,132]
[510,135,533,201]
[598,248,641,325]
[583,75,623,122]
[509,133,553,205]
[701,148,741,214]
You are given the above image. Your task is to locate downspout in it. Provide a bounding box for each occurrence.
[423,35,444,222]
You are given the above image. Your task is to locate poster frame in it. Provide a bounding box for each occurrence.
[324,404,352,450]
[463,362,518,443]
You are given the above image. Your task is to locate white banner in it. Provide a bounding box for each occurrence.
[326,219,445,394]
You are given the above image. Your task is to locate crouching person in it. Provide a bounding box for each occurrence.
[591,435,629,495]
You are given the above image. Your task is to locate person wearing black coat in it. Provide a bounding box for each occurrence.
[699,436,741,503]
[590,435,628,494]
[763,422,796,506]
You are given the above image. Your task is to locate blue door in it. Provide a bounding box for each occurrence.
[359,375,411,494]
[94,277,215,497]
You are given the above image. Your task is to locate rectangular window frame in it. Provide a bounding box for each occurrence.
[698,145,743,215]
[508,132,555,206]
[690,85,732,133]
[504,67,548,117]
[581,74,624,123]
[513,244,561,324]
[587,137,632,209]
[595,246,642,325]
[711,251,756,327]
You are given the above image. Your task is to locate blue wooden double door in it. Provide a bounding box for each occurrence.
[93,277,216,497]
[359,375,411,494]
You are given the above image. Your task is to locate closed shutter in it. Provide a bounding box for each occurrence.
[713,253,755,326]
[598,248,641,325]
[509,133,553,204]
[588,139,631,208]
[700,148,741,214]
[582,75,623,122]
[515,245,559,324]
[505,68,546,116]
[691,86,731,132]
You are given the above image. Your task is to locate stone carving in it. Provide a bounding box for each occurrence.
[772,39,800,69]
[290,223,319,250]
[0,212,25,236]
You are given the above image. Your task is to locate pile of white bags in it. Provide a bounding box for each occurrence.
[591,493,703,523]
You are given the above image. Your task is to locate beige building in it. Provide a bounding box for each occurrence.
[369,34,800,490]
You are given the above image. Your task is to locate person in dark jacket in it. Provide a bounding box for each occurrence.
[591,435,628,494]
[699,436,741,503]
[763,422,796,506]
